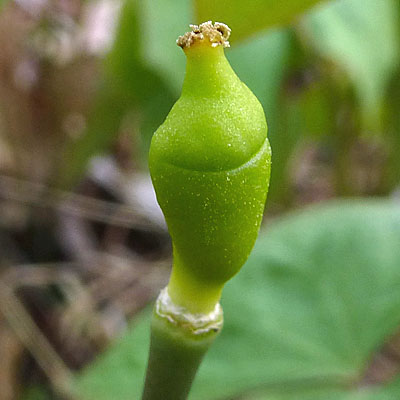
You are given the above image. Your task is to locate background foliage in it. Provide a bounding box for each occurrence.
[78,201,400,400]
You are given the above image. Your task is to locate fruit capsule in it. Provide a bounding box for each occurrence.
[149,22,271,313]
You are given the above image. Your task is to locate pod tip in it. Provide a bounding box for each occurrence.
[176,21,231,49]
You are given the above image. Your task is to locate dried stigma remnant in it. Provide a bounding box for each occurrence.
[176,21,231,49]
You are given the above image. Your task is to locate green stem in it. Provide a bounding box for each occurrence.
[142,288,223,400]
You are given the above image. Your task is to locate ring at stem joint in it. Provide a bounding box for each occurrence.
[157,287,224,334]
[142,288,223,400]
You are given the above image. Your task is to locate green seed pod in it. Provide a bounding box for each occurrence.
[149,21,271,313]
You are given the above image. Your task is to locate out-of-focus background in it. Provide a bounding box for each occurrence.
[0,0,400,399]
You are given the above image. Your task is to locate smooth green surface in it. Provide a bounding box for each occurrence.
[77,200,400,400]
[149,42,271,312]
[151,45,268,172]
[195,0,325,41]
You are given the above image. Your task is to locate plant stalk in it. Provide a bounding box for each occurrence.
[142,288,223,400]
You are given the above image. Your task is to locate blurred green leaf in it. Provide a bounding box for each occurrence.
[267,102,300,206]
[141,0,192,94]
[20,386,50,400]
[250,376,400,399]
[195,0,325,42]
[245,390,347,400]
[227,29,292,118]
[77,200,400,400]
[299,80,336,139]
[386,70,400,191]
[304,0,400,129]
[77,310,150,400]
